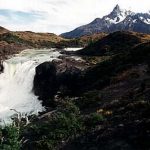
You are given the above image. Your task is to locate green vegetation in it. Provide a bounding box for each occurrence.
[21,99,104,150]
[0,125,21,150]
[76,90,101,109]
[23,101,83,149]
[0,99,105,150]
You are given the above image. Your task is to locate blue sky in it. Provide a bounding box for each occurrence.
[0,0,149,34]
[0,9,45,24]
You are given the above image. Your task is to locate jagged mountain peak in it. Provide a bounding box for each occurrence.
[104,5,136,24]
[112,4,122,13]
[110,4,135,16]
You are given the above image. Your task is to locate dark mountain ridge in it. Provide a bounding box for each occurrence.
[77,31,150,56]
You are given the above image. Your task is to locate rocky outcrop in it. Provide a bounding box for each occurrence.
[57,66,84,96]
[33,59,85,107]
[33,62,58,107]
[0,62,4,73]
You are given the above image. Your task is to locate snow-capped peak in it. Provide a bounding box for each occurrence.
[138,14,150,24]
[111,4,126,17]
[104,5,134,24]
[125,10,135,16]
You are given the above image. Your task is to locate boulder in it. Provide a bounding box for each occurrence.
[33,62,58,107]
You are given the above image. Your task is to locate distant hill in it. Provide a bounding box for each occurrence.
[79,32,107,47]
[77,31,150,56]
[0,27,65,47]
[12,31,64,47]
[61,4,150,38]
[0,26,68,60]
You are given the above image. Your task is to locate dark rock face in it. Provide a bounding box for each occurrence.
[57,67,84,96]
[33,62,58,107]
[33,60,85,107]
[0,63,4,73]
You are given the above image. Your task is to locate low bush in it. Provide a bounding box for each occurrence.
[0,125,21,150]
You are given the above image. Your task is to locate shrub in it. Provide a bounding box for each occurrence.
[76,91,101,109]
[0,125,21,150]
[22,101,84,150]
[84,112,104,128]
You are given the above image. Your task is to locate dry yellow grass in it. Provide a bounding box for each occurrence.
[129,31,150,42]
[79,32,107,45]
[0,26,9,34]
[12,31,64,44]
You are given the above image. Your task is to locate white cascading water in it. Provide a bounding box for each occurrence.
[0,49,61,124]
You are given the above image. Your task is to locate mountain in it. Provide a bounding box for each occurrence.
[61,5,150,38]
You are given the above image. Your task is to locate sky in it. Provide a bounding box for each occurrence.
[0,0,149,34]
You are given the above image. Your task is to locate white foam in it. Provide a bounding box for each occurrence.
[64,47,83,51]
[0,49,61,124]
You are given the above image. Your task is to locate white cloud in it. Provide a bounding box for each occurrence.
[0,0,149,34]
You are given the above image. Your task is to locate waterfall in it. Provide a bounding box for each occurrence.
[0,49,61,124]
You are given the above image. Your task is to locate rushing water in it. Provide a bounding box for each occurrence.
[0,49,62,124]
